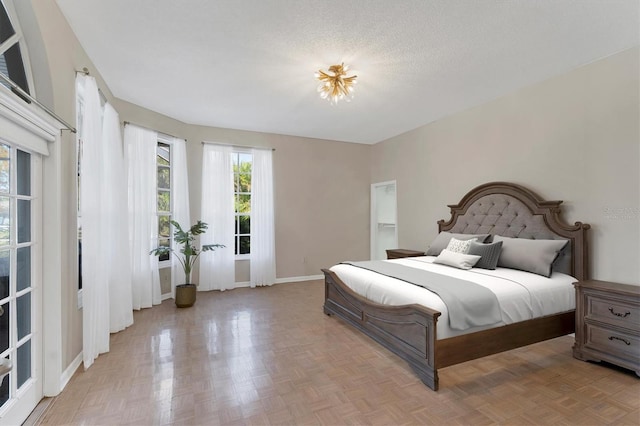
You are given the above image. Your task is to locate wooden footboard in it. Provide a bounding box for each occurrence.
[322,268,442,390]
[323,268,575,391]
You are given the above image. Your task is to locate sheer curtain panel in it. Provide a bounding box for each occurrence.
[103,104,134,333]
[250,148,276,287]
[199,144,235,291]
[77,74,110,369]
[171,137,191,296]
[125,124,161,308]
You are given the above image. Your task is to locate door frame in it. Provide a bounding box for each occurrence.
[370,180,398,260]
[0,84,62,424]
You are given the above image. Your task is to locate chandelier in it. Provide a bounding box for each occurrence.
[315,63,357,104]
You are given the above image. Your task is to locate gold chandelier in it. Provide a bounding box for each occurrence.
[315,63,357,104]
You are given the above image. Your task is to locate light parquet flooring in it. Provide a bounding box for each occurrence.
[36,280,640,425]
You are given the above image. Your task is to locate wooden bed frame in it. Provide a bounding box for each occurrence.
[322,182,591,391]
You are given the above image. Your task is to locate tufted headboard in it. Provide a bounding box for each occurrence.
[437,182,591,281]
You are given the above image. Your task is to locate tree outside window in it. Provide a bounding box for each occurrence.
[157,142,171,262]
[233,152,251,255]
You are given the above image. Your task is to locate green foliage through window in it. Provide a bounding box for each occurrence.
[157,142,171,262]
[233,152,251,255]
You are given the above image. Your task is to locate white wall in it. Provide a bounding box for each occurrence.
[371,47,639,285]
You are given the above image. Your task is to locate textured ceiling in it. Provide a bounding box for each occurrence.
[56,0,639,144]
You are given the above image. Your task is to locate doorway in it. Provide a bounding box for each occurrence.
[370,180,397,260]
[0,142,42,425]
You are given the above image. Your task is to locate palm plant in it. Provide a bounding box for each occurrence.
[150,220,224,284]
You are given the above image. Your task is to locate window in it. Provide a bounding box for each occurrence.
[0,1,31,97]
[75,84,84,291]
[232,151,251,256]
[157,140,171,263]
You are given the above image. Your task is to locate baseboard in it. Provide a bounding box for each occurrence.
[60,351,82,392]
[163,274,324,297]
[234,275,324,288]
[275,274,324,284]
[236,275,324,286]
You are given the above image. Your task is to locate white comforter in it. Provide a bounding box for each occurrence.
[330,256,576,339]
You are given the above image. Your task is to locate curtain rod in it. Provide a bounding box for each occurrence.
[0,71,77,133]
[76,67,108,104]
[123,121,186,141]
[201,141,275,152]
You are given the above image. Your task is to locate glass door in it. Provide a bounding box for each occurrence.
[0,142,42,424]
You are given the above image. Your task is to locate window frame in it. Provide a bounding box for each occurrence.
[156,136,173,268]
[232,149,252,259]
[0,0,35,100]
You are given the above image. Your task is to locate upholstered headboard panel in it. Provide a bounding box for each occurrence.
[438,182,591,280]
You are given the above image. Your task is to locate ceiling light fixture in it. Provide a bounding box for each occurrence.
[315,63,357,104]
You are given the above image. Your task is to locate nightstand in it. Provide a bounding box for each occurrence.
[573,280,640,376]
[386,249,426,260]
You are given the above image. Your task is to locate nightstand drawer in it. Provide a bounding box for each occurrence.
[585,323,640,363]
[587,295,639,329]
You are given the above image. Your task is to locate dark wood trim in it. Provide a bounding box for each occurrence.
[323,181,591,391]
[386,249,426,259]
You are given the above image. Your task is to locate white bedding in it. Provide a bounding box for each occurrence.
[330,256,576,339]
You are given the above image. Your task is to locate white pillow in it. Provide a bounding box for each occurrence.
[445,237,477,254]
[433,249,481,270]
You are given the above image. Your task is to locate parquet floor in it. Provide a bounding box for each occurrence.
[35,280,639,425]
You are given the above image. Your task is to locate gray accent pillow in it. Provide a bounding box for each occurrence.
[493,235,568,277]
[467,240,503,270]
[426,232,491,256]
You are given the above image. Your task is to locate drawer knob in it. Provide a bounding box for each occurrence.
[608,336,631,346]
[609,307,630,318]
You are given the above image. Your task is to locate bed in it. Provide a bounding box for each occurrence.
[322,181,590,391]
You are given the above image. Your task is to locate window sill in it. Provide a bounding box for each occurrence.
[235,254,251,261]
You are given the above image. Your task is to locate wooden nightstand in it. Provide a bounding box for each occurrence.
[573,280,640,376]
[386,249,425,260]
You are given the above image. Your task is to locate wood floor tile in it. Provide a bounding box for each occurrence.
[35,280,640,425]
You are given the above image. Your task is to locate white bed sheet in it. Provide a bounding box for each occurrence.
[329,256,576,339]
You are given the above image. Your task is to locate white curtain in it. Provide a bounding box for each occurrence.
[250,149,276,287]
[170,137,191,297]
[199,144,235,291]
[125,124,161,308]
[77,74,110,369]
[102,104,134,333]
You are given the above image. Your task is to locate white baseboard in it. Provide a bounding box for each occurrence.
[235,275,324,286]
[162,274,324,298]
[275,274,323,284]
[60,351,82,392]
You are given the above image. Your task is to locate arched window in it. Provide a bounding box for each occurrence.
[0,0,32,97]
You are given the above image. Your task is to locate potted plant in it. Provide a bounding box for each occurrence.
[150,220,224,308]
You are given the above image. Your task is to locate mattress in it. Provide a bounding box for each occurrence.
[329,256,576,339]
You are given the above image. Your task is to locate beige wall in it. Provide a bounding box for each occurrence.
[371,47,640,285]
[182,125,372,282]
[114,100,372,284]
